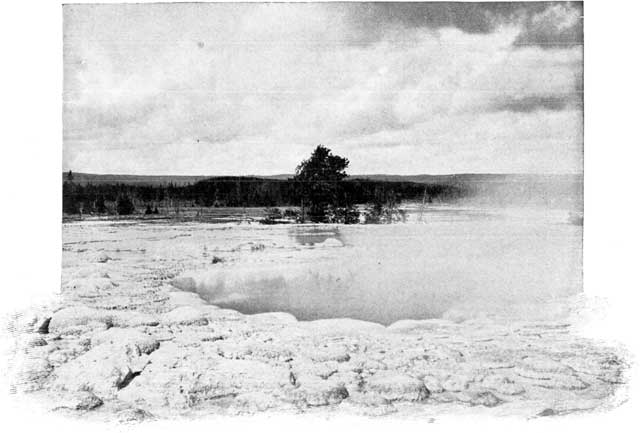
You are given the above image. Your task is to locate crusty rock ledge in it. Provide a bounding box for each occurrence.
[5,251,629,421]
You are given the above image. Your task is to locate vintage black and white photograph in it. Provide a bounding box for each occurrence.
[2,0,636,427]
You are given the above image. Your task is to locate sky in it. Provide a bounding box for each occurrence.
[63,2,583,176]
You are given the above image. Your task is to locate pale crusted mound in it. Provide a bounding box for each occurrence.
[5,223,629,422]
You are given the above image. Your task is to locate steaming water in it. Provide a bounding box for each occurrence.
[180,206,582,325]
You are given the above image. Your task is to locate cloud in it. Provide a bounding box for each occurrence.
[340,2,582,48]
[492,95,577,113]
[514,2,583,48]
[63,3,583,175]
[337,109,583,174]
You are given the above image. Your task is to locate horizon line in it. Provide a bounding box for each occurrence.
[63,171,584,177]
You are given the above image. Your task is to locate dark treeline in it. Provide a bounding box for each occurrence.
[62,176,464,216]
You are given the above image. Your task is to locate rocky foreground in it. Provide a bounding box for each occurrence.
[4,223,629,422]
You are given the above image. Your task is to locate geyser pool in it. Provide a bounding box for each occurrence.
[173,209,582,325]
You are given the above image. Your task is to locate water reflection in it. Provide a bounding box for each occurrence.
[288,225,343,246]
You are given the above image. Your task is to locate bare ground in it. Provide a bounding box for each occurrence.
[4,222,629,422]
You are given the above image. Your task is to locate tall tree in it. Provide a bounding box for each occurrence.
[116,195,135,215]
[95,195,107,213]
[293,145,349,222]
[62,181,79,214]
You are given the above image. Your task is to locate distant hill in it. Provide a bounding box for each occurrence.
[63,172,582,186]
[62,171,583,214]
[62,172,210,185]
[349,173,582,185]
